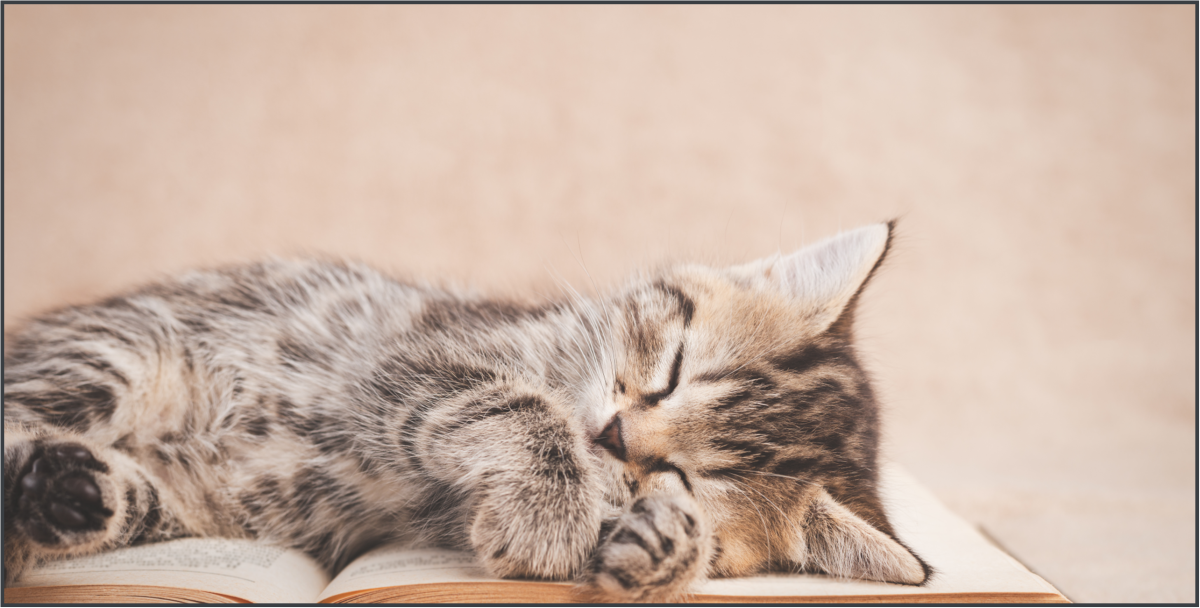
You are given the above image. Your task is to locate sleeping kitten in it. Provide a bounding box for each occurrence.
[3,222,929,601]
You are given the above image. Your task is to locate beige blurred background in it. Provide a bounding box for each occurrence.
[4,5,1194,602]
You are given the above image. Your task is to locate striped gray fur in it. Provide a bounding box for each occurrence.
[3,222,929,601]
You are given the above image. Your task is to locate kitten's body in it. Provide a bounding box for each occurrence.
[4,223,928,601]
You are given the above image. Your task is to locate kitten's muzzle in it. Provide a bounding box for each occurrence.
[595,414,627,462]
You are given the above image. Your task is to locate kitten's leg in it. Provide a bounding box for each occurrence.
[583,493,714,602]
[3,423,183,585]
[412,381,604,581]
[4,305,199,584]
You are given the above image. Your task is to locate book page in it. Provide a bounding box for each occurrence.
[317,545,572,602]
[320,463,1063,602]
[7,537,331,604]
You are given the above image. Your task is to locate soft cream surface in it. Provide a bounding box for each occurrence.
[4,5,1194,602]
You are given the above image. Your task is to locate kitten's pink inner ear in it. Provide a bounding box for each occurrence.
[768,223,891,334]
[791,489,927,585]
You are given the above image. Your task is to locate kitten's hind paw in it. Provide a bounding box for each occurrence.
[10,443,115,550]
[583,493,713,603]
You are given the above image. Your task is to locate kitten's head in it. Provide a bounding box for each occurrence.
[591,221,928,584]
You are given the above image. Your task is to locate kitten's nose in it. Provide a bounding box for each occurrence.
[596,414,627,461]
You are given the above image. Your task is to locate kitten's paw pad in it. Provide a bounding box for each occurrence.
[13,444,114,545]
[587,494,712,603]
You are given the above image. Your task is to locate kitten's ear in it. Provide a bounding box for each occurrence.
[790,489,928,585]
[758,222,893,334]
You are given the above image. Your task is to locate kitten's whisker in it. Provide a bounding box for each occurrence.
[574,234,615,337]
[743,482,796,530]
[727,482,774,566]
[547,272,607,378]
[715,467,820,488]
[552,273,609,378]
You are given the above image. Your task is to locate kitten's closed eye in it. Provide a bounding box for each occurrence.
[642,343,684,406]
[647,459,692,494]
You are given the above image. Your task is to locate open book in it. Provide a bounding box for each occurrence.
[4,464,1068,603]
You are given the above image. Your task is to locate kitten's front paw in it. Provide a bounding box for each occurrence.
[470,475,602,581]
[584,493,713,602]
[10,443,115,550]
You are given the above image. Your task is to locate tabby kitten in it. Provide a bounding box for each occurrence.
[3,222,928,601]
